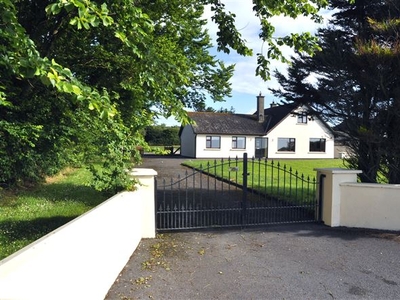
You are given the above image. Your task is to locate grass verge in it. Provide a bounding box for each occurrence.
[0,168,108,260]
[183,159,346,203]
[184,159,345,181]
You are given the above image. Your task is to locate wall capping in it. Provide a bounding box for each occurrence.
[0,169,158,300]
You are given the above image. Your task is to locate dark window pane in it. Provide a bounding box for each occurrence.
[278,138,295,152]
[309,138,326,152]
[206,136,220,148]
[232,136,246,149]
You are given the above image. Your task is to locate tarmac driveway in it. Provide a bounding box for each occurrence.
[106,225,400,300]
[136,154,196,179]
[106,156,400,300]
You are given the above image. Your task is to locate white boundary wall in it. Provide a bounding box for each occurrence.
[0,168,157,300]
[340,183,400,231]
[315,168,400,231]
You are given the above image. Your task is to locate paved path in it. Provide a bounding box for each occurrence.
[106,156,400,300]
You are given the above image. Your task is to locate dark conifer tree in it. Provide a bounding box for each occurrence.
[271,0,400,183]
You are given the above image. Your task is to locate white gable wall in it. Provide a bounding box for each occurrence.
[266,110,334,159]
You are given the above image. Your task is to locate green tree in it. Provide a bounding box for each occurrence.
[194,104,235,113]
[145,125,180,146]
[363,11,400,183]
[271,0,400,183]
[1,0,338,191]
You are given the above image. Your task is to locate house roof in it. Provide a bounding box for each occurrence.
[262,103,335,135]
[183,103,332,136]
[187,112,266,135]
[262,103,297,133]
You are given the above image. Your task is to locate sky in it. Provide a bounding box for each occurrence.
[157,0,333,126]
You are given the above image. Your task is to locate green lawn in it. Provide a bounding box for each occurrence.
[183,159,346,203]
[184,159,345,181]
[0,168,108,260]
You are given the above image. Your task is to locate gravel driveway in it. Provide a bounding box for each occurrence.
[105,155,400,300]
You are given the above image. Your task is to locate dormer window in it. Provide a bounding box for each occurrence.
[297,113,307,124]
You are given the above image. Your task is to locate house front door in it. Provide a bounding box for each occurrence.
[255,137,268,158]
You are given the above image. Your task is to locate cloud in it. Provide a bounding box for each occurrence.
[202,1,333,109]
[159,2,333,125]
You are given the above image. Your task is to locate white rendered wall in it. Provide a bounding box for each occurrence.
[0,168,157,300]
[194,134,256,159]
[181,106,334,159]
[314,168,361,227]
[315,168,400,231]
[267,109,334,159]
[340,183,400,231]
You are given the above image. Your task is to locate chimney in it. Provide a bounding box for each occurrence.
[270,101,278,107]
[257,92,264,123]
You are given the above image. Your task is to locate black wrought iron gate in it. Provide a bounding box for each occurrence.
[156,153,319,231]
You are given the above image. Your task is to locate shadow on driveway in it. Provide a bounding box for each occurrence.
[106,224,400,299]
[107,155,400,300]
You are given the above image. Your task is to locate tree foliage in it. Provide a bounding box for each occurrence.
[1,0,341,191]
[271,0,400,183]
[145,125,180,146]
[205,0,332,79]
[194,104,236,113]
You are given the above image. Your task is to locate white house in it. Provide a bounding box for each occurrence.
[180,94,334,159]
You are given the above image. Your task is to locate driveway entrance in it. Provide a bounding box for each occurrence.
[143,154,319,231]
[107,155,400,300]
[106,223,400,300]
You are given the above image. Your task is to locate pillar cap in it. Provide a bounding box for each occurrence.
[129,168,158,177]
[314,168,362,174]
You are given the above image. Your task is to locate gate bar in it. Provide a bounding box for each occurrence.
[241,153,248,226]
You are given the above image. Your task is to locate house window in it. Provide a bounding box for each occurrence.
[309,138,326,152]
[278,138,296,152]
[232,136,246,149]
[297,113,307,124]
[206,136,221,149]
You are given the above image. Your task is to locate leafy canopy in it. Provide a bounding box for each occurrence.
[0,0,351,191]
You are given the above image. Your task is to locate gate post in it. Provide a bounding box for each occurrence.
[314,168,362,227]
[242,153,248,226]
[129,168,158,238]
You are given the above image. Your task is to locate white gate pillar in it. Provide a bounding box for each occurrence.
[129,168,157,238]
[314,168,362,227]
